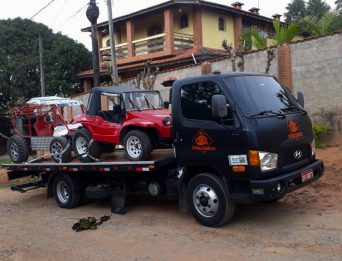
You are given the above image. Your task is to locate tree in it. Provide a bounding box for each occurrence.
[238,27,267,50]
[0,18,92,109]
[272,20,301,45]
[306,0,331,19]
[300,11,338,35]
[336,0,342,11]
[284,0,307,23]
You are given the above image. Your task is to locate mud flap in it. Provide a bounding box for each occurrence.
[108,176,126,215]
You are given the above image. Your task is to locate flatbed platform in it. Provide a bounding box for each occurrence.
[3,149,176,180]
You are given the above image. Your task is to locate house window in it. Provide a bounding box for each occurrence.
[219,17,225,31]
[106,39,110,47]
[180,13,189,29]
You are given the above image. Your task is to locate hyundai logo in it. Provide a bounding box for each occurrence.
[294,150,302,159]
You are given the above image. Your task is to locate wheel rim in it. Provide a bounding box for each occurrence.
[51,141,63,160]
[193,184,219,218]
[56,181,69,204]
[126,135,142,158]
[75,136,88,155]
[10,142,19,160]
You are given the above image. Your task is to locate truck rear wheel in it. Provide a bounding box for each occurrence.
[124,130,151,161]
[186,173,235,227]
[72,128,101,163]
[53,175,81,209]
[7,135,29,163]
[50,137,72,163]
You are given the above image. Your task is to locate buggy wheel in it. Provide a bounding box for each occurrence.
[72,128,101,163]
[124,130,151,161]
[186,173,235,227]
[50,137,72,163]
[7,135,29,163]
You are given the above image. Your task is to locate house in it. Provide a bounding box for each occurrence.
[77,0,285,91]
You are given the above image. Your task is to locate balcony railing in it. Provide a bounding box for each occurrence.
[101,32,194,61]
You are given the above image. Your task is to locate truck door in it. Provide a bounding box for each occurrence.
[172,80,246,176]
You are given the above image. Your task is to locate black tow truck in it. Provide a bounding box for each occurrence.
[3,72,324,227]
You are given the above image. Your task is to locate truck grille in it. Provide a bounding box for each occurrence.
[283,145,310,166]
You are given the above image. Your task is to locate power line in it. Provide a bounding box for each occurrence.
[30,0,55,20]
[52,0,69,29]
[55,3,89,31]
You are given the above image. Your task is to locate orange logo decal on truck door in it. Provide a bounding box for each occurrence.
[192,129,216,153]
[287,118,303,140]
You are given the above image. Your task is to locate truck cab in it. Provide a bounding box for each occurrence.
[169,72,324,227]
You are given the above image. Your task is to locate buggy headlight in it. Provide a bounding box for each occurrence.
[259,151,278,171]
[163,117,171,126]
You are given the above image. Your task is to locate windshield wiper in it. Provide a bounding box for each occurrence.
[250,110,286,119]
[143,96,155,110]
[129,97,141,111]
[281,107,307,115]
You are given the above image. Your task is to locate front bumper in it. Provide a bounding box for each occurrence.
[249,159,324,201]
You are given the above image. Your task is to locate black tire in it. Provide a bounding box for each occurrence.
[72,128,101,163]
[186,173,235,227]
[124,130,151,161]
[86,184,109,199]
[7,135,29,163]
[53,175,81,209]
[50,137,72,163]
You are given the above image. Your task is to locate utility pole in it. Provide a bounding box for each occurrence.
[39,34,45,97]
[106,0,119,85]
[86,0,100,87]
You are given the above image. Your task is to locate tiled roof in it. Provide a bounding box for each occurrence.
[81,0,276,32]
[75,46,228,77]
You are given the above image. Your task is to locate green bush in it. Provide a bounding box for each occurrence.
[312,122,332,148]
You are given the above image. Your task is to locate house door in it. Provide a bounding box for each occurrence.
[147,24,163,53]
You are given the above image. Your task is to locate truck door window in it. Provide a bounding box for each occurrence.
[180,82,233,122]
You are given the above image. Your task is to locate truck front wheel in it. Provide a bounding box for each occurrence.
[186,173,235,227]
[124,130,151,161]
[53,175,81,209]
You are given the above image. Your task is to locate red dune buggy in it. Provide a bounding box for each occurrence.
[72,86,172,162]
[7,97,85,163]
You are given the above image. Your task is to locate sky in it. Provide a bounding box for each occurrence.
[0,0,337,50]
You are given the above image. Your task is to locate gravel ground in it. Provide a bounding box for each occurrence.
[0,147,342,261]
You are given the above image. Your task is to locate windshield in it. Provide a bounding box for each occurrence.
[225,76,301,117]
[123,91,163,111]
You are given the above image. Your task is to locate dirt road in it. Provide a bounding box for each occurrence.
[0,147,342,261]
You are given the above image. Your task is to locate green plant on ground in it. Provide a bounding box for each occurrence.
[312,122,332,148]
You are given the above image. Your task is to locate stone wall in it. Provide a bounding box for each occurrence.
[290,33,342,141]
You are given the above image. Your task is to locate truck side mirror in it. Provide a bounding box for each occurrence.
[297,91,305,108]
[164,101,169,109]
[212,95,227,118]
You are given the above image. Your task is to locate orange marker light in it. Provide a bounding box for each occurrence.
[232,166,246,172]
[248,150,260,166]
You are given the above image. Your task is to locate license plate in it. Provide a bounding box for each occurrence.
[301,169,314,183]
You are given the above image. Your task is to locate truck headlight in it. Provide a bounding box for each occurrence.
[259,151,278,171]
[311,139,316,156]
